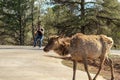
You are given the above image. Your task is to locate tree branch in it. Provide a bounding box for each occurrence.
[53,0,81,4]
[96,15,120,21]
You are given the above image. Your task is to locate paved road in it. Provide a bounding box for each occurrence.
[111,50,120,55]
[0,46,106,80]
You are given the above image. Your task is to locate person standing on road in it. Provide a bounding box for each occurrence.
[33,22,44,48]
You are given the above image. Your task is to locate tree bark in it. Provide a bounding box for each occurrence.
[81,0,85,34]
[18,0,24,45]
[31,0,35,40]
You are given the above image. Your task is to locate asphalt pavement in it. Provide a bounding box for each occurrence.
[0,46,107,80]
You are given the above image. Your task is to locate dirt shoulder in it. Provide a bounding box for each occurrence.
[62,54,120,80]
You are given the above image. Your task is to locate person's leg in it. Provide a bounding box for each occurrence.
[33,36,38,47]
[39,35,44,48]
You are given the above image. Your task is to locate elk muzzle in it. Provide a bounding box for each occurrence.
[43,47,50,52]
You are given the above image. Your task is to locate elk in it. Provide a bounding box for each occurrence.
[44,33,114,80]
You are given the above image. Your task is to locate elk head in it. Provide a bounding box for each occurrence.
[43,36,61,52]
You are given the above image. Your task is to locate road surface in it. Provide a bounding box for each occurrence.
[0,46,111,80]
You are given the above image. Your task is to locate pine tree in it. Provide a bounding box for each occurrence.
[0,0,31,45]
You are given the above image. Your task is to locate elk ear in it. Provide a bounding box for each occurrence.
[63,41,66,46]
[53,36,61,41]
[55,35,62,39]
[56,36,60,39]
[59,34,65,38]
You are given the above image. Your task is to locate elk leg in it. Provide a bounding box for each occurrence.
[93,56,105,80]
[105,57,115,80]
[93,40,107,80]
[83,57,92,80]
[73,60,77,80]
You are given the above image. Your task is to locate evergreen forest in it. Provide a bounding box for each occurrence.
[0,0,120,49]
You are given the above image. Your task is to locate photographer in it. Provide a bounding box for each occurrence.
[33,22,44,48]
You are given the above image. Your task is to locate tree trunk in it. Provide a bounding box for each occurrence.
[18,0,24,45]
[81,0,85,34]
[31,0,35,40]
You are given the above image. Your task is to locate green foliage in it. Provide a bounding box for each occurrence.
[42,0,120,48]
[0,0,34,45]
[0,0,120,48]
[42,5,81,36]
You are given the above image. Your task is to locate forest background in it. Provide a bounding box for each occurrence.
[0,0,120,49]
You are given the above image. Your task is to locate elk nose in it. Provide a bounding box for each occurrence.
[43,47,49,52]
